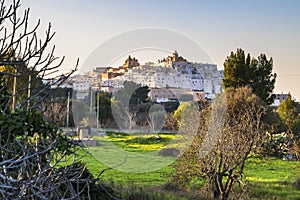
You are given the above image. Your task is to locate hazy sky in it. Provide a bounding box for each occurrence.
[22,0,300,99]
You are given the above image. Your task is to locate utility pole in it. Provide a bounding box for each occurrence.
[96,91,99,129]
[12,68,17,112]
[27,74,31,111]
[90,87,93,112]
[0,60,25,112]
[66,91,70,128]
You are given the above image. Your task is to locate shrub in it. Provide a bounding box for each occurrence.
[126,135,170,144]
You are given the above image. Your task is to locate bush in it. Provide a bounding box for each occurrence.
[126,135,170,145]
[107,131,129,137]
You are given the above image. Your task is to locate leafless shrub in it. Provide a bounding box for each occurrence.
[173,87,266,199]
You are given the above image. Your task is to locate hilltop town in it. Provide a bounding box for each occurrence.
[57,51,224,102]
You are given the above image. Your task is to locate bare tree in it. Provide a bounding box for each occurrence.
[111,99,137,130]
[0,0,77,112]
[148,110,167,131]
[173,87,266,199]
[163,113,178,131]
[43,97,68,126]
[0,1,117,199]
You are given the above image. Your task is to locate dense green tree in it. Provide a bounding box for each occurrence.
[251,54,276,104]
[277,93,300,159]
[278,93,300,136]
[223,48,276,104]
[95,92,114,125]
[128,82,149,105]
[112,81,150,129]
[161,100,180,113]
[114,81,149,107]
[223,49,252,88]
[261,107,287,156]
[131,87,149,105]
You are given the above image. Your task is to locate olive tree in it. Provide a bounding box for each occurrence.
[173,87,266,199]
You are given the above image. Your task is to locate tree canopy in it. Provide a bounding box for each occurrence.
[95,92,113,125]
[113,81,149,107]
[278,93,300,135]
[223,48,276,104]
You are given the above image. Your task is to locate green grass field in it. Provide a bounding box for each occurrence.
[81,132,300,199]
[245,156,300,199]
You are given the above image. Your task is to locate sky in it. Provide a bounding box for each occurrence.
[22,0,300,100]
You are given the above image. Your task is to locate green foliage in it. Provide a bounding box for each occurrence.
[125,135,170,145]
[173,102,196,125]
[259,106,287,156]
[0,77,10,112]
[95,92,114,124]
[0,70,43,109]
[263,132,288,157]
[223,49,252,88]
[223,48,276,104]
[277,94,300,159]
[161,100,180,113]
[0,108,120,199]
[130,85,150,105]
[0,108,88,198]
[106,131,129,137]
[114,81,150,107]
[0,109,72,160]
[251,54,276,104]
[278,93,300,133]
[112,81,150,129]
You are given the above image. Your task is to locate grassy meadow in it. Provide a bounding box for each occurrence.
[80,132,300,199]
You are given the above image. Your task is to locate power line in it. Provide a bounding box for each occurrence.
[277,74,300,77]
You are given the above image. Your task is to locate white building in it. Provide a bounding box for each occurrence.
[109,61,223,98]
[69,74,99,99]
